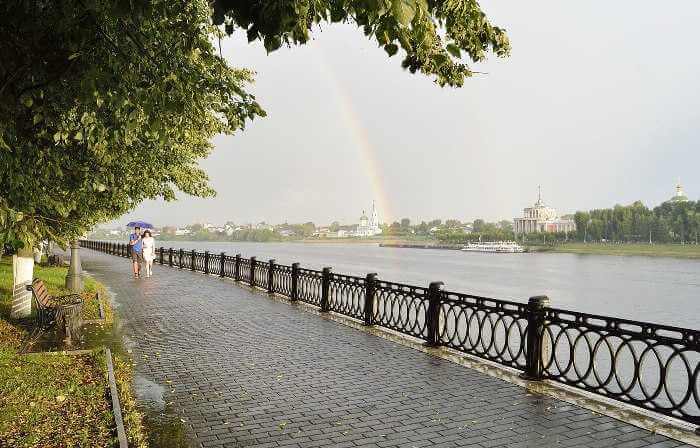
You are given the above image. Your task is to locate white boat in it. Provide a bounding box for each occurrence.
[461,241,525,253]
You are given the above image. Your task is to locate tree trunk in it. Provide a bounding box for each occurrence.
[10,246,34,319]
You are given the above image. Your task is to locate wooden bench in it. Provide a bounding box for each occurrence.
[26,279,83,344]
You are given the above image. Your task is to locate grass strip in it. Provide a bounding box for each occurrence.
[0,255,146,447]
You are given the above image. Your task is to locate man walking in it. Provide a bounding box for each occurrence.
[128,226,144,278]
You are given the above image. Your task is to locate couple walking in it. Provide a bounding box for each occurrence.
[128,226,156,278]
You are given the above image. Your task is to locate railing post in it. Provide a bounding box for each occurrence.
[191,250,196,271]
[204,251,210,275]
[220,252,226,277]
[268,259,276,294]
[234,254,241,281]
[320,267,332,312]
[250,257,256,287]
[424,281,444,346]
[179,249,184,268]
[363,273,377,326]
[159,247,164,265]
[168,248,173,267]
[291,263,300,301]
[521,295,551,381]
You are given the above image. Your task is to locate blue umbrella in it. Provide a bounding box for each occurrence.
[126,221,154,229]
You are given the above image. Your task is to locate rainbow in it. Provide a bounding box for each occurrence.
[314,45,394,225]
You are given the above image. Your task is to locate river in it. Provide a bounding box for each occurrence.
[155,241,699,329]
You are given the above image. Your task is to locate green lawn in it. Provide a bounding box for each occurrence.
[528,242,700,259]
[0,350,115,447]
[0,256,145,447]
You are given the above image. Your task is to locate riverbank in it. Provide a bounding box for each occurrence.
[528,242,700,259]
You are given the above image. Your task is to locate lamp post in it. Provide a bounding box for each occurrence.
[65,240,83,292]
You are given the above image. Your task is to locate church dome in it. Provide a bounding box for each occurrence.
[668,181,689,203]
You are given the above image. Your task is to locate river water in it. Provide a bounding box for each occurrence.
[156,241,699,329]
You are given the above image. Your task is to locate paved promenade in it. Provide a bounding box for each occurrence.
[80,249,693,448]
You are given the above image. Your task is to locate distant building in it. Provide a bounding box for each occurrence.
[175,228,192,236]
[356,201,382,237]
[313,227,331,238]
[666,180,689,204]
[513,187,576,234]
[255,222,274,231]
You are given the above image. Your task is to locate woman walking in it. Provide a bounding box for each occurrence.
[141,229,156,278]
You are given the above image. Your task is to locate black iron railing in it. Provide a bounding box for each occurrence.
[79,240,700,427]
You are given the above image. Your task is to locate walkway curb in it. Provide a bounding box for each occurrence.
[105,348,128,448]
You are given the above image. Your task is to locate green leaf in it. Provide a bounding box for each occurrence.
[22,97,33,108]
[33,114,43,125]
[446,43,461,59]
[263,35,281,52]
[384,44,399,57]
[391,0,416,26]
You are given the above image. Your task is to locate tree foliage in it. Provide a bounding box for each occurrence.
[573,200,700,244]
[0,0,264,248]
[212,0,511,86]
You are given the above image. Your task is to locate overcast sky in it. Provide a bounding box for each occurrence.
[116,0,700,228]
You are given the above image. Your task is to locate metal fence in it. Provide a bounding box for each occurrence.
[80,240,700,427]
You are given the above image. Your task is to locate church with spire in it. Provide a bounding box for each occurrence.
[513,186,576,234]
[356,201,382,237]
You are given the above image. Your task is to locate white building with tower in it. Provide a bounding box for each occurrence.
[513,187,576,234]
[356,201,382,237]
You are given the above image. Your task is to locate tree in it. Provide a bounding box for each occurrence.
[400,218,411,229]
[498,220,513,232]
[212,0,510,87]
[1,1,263,250]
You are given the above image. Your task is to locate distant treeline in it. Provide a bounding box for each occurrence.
[435,200,700,245]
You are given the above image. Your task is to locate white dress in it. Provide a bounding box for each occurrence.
[141,237,156,262]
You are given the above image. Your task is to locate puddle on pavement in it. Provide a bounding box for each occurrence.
[134,377,194,447]
[134,377,166,411]
[142,414,193,448]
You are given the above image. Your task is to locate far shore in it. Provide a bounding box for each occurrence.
[527,242,700,259]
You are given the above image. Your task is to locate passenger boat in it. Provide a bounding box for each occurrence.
[460,241,525,253]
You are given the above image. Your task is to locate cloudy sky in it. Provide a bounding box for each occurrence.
[117,0,700,227]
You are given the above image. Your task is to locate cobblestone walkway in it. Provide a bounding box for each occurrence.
[81,249,693,448]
